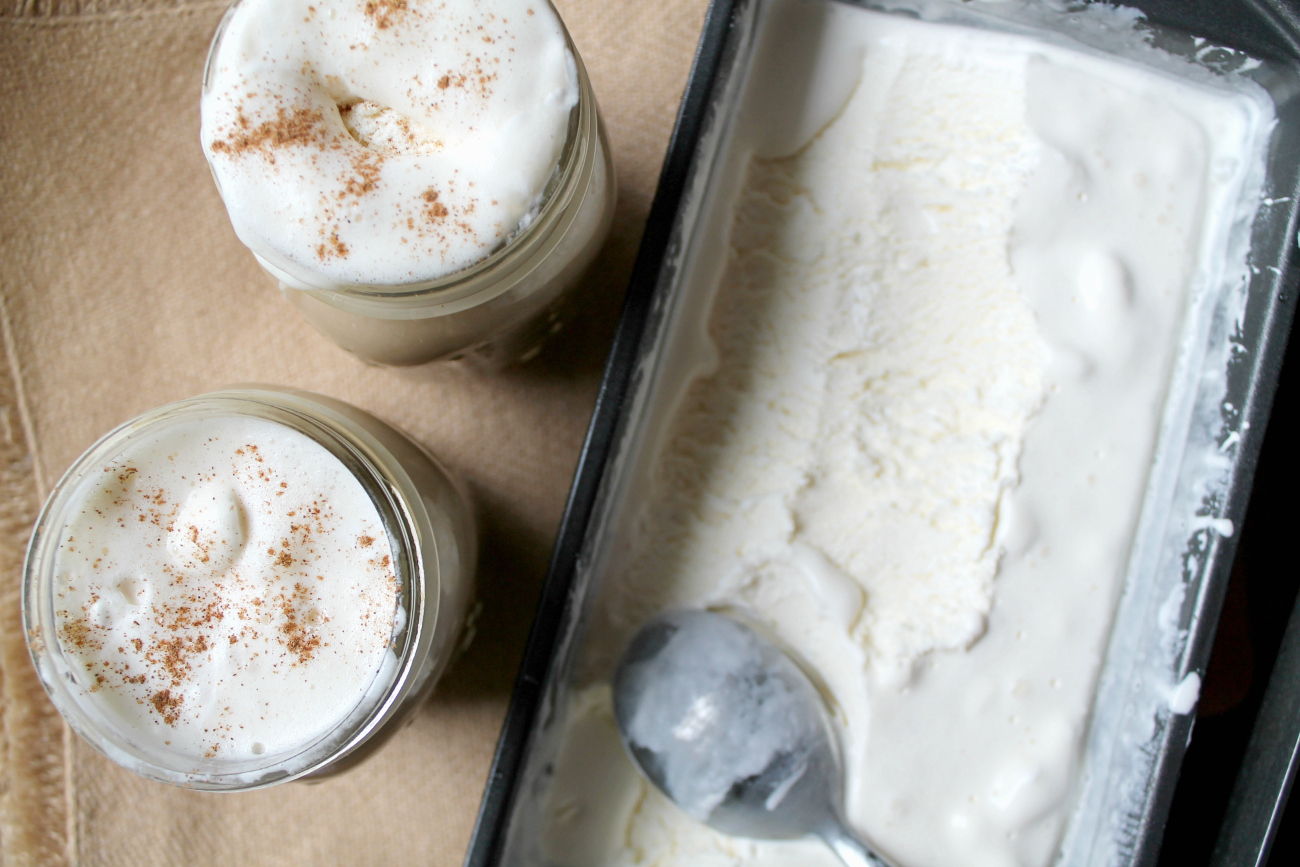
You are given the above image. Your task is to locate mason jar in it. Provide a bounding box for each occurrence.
[22,387,476,790]
[202,0,617,368]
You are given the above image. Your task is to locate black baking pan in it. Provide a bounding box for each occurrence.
[464,2,1300,865]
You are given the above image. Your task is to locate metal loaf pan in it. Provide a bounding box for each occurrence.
[465,1,1300,865]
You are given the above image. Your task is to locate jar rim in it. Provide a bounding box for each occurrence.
[21,389,433,790]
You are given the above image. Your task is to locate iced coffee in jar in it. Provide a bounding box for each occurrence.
[22,387,476,789]
[200,0,615,367]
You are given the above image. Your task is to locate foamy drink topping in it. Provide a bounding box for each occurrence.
[50,415,400,764]
[201,0,578,289]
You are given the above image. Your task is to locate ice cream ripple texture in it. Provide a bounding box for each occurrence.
[539,8,1269,867]
[200,0,578,288]
[49,417,400,765]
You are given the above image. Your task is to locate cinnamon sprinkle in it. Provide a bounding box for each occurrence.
[316,230,350,261]
[339,151,383,199]
[209,108,329,160]
[150,689,184,726]
[421,187,449,221]
[363,0,407,29]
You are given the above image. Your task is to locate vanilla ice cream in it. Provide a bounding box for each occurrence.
[528,5,1273,867]
[201,0,578,289]
[47,415,400,764]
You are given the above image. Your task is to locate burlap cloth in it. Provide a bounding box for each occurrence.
[0,0,708,862]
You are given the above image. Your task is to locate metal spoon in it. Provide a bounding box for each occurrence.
[612,608,895,867]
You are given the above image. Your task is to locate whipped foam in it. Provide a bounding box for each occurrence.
[50,415,400,765]
[536,4,1272,867]
[201,0,578,289]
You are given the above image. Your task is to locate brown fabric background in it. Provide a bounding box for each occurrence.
[0,0,708,862]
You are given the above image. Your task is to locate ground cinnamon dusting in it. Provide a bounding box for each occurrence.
[422,187,449,221]
[280,583,325,664]
[363,0,407,29]
[340,151,383,199]
[210,108,328,160]
[151,689,184,725]
[316,230,350,261]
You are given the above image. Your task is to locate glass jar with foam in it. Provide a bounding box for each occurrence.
[200,0,616,367]
[22,387,476,790]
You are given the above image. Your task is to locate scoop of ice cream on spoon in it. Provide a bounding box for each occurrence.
[612,609,895,867]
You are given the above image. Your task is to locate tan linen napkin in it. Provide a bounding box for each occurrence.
[0,0,708,862]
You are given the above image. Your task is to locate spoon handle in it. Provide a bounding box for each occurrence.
[820,818,896,867]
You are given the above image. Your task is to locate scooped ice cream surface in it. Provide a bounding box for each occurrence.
[535,5,1272,867]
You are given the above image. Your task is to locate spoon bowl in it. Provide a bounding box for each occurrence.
[612,609,894,867]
